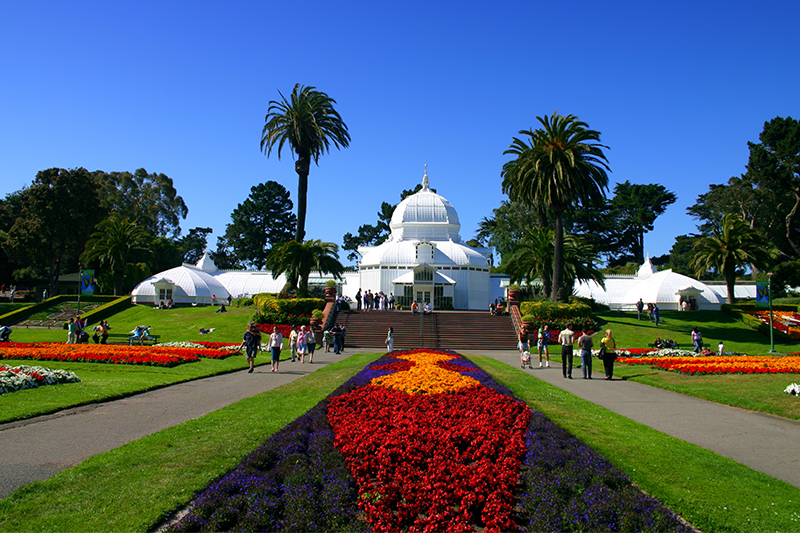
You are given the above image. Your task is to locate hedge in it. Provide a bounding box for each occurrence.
[520,300,592,320]
[252,294,325,317]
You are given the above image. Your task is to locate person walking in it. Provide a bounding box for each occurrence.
[355,289,362,311]
[67,317,77,344]
[331,323,342,354]
[636,299,644,320]
[297,325,308,363]
[241,323,262,374]
[386,327,394,352]
[289,325,299,362]
[537,327,550,368]
[268,326,283,372]
[578,329,594,379]
[600,329,617,380]
[559,323,575,379]
[306,326,317,363]
[653,304,661,327]
[518,328,530,368]
[692,327,703,353]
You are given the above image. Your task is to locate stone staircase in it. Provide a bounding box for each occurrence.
[339,310,517,350]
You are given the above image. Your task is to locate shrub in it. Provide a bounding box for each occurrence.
[232,297,254,307]
[520,300,591,320]
[253,311,310,326]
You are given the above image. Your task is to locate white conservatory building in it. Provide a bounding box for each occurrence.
[354,170,491,310]
[131,170,499,310]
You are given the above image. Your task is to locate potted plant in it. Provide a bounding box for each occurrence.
[507,284,521,307]
[310,308,325,329]
[324,280,337,301]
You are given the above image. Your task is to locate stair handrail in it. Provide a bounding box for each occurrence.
[510,305,523,338]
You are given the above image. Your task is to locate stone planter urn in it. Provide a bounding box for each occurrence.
[310,317,323,330]
[324,287,337,303]
[507,289,520,308]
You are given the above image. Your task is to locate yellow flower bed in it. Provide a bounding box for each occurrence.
[370,350,479,394]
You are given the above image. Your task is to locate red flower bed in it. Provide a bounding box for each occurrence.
[254,323,294,337]
[0,343,201,367]
[194,341,240,350]
[618,355,800,375]
[327,350,530,532]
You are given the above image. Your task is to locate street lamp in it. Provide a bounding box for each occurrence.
[768,272,776,354]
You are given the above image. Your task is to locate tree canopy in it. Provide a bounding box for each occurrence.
[261,84,350,242]
[214,181,296,271]
[82,217,153,296]
[4,168,104,295]
[501,112,610,301]
[94,169,188,239]
[266,239,344,296]
[690,214,772,304]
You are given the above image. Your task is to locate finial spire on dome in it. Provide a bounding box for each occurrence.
[422,165,430,191]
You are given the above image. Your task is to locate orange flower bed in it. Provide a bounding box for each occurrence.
[369,349,480,394]
[618,355,800,375]
[0,342,207,367]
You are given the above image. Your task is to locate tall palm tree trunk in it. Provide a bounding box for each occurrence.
[552,214,565,302]
[294,156,311,243]
[724,262,737,305]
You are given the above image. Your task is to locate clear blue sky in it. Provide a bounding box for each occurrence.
[2,0,798,266]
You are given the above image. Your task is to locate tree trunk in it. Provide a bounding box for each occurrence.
[294,156,311,242]
[551,215,564,302]
[785,189,800,256]
[724,263,736,305]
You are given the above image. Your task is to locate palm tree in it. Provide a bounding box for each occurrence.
[501,112,610,301]
[261,84,350,242]
[81,217,152,295]
[505,228,605,299]
[690,213,772,304]
[266,239,344,296]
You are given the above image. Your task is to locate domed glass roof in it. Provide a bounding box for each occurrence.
[389,169,461,241]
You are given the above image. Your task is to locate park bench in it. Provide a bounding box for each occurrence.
[648,343,710,351]
[97,333,160,345]
[128,334,161,346]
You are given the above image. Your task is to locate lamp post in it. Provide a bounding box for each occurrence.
[768,272,776,354]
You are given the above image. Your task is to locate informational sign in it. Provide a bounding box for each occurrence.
[80,269,95,296]
[755,281,769,308]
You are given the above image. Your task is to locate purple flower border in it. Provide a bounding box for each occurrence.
[166,350,690,532]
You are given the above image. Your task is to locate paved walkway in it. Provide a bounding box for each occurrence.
[2,348,800,500]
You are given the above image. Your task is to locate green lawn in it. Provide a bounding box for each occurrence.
[597,309,797,355]
[593,310,800,420]
[0,304,284,424]
[2,352,799,533]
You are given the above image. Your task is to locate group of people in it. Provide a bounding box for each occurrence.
[324,324,347,354]
[66,317,112,344]
[410,301,432,314]
[1,284,17,302]
[240,323,334,373]
[355,289,394,311]
[155,299,174,309]
[679,296,698,311]
[518,325,619,380]
[288,325,320,363]
[489,300,506,316]
[635,299,661,325]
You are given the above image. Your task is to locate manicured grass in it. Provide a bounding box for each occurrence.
[597,309,796,355]
[8,304,256,345]
[612,362,800,420]
[471,356,800,533]
[2,351,799,533]
[0,357,251,424]
[0,352,382,533]
[592,310,800,420]
[0,305,291,424]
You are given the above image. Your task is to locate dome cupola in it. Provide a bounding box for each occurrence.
[389,168,462,242]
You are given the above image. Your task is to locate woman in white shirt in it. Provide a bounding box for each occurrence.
[268,326,284,373]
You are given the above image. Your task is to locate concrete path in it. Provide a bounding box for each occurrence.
[2,347,800,501]
[0,347,376,500]
[467,349,800,490]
